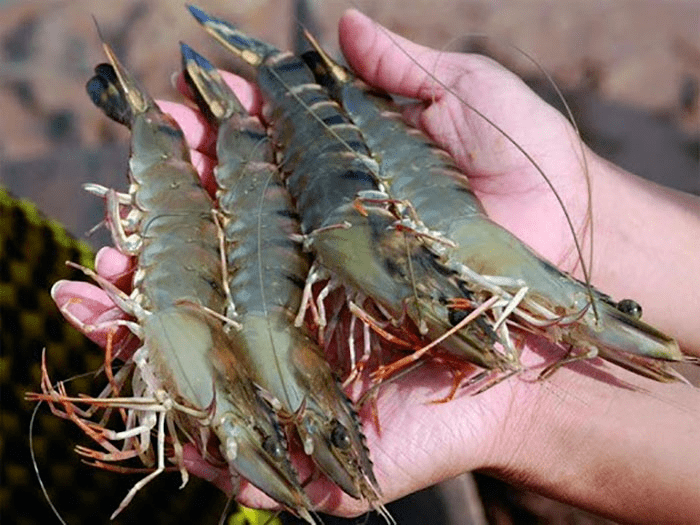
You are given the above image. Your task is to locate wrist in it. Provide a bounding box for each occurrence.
[482,355,700,524]
[589,154,700,354]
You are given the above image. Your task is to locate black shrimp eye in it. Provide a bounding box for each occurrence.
[330,422,351,450]
[262,436,285,460]
[448,308,470,327]
[617,299,643,319]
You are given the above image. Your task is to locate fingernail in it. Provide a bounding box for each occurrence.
[50,280,87,328]
[50,280,69,303]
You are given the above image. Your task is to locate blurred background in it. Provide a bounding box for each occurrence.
[1,0,698,524]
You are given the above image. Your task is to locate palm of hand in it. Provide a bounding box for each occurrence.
[48,10,591,519]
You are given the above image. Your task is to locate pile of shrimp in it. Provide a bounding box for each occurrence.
[26,5,698,524]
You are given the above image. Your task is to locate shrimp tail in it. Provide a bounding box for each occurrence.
[187,4,277,65]
[85,40,152,126]
[180,41,244,123]
[86,63,134,126]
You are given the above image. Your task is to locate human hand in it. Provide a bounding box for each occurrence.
[51,9,700,524]
[50,19,513,516]
[340,11,700,358]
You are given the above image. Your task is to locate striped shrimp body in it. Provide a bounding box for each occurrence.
[180,43,384,512]
[42,43,313,519]
[300,36,691,382]
[188,5,515,377]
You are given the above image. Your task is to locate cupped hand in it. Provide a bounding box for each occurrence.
[51,30,514,516]
[183,10,698,524]
[50,8,678,522]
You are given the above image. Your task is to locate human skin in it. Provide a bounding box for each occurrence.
[51,9,700,524]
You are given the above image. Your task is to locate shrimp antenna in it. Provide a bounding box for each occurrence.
[444,32,594,307]
[30,401,69,525]
[29,366,107,525]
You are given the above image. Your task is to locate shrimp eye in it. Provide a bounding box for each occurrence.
[330,421,351,450]
[617,299,642,319]
[262,436,285,460]
[448,308,469,327]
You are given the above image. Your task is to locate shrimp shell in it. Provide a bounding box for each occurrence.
[188,4,514,382]
[29,39,312,521]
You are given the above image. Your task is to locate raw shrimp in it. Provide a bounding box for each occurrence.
[27,38,313,522]
[299,30,696,383]
[180,42,388,519]
[187,4,517,384]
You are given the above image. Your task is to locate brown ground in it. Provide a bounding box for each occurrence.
[1,0,698,155]
[1,0,697,227]
[1,0,697,237]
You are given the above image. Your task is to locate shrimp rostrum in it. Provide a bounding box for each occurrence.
[180,43,387,519]
[28,39,313,522]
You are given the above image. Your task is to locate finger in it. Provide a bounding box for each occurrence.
[51,280,136,358]
[156,100,216,156]
[182,444,235,496]
[94,246,133,292]
[338,10,549,181]
[338,10,465,103]
[219,70,263,115]
[190,149,218,197]
[140,100,218,195]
